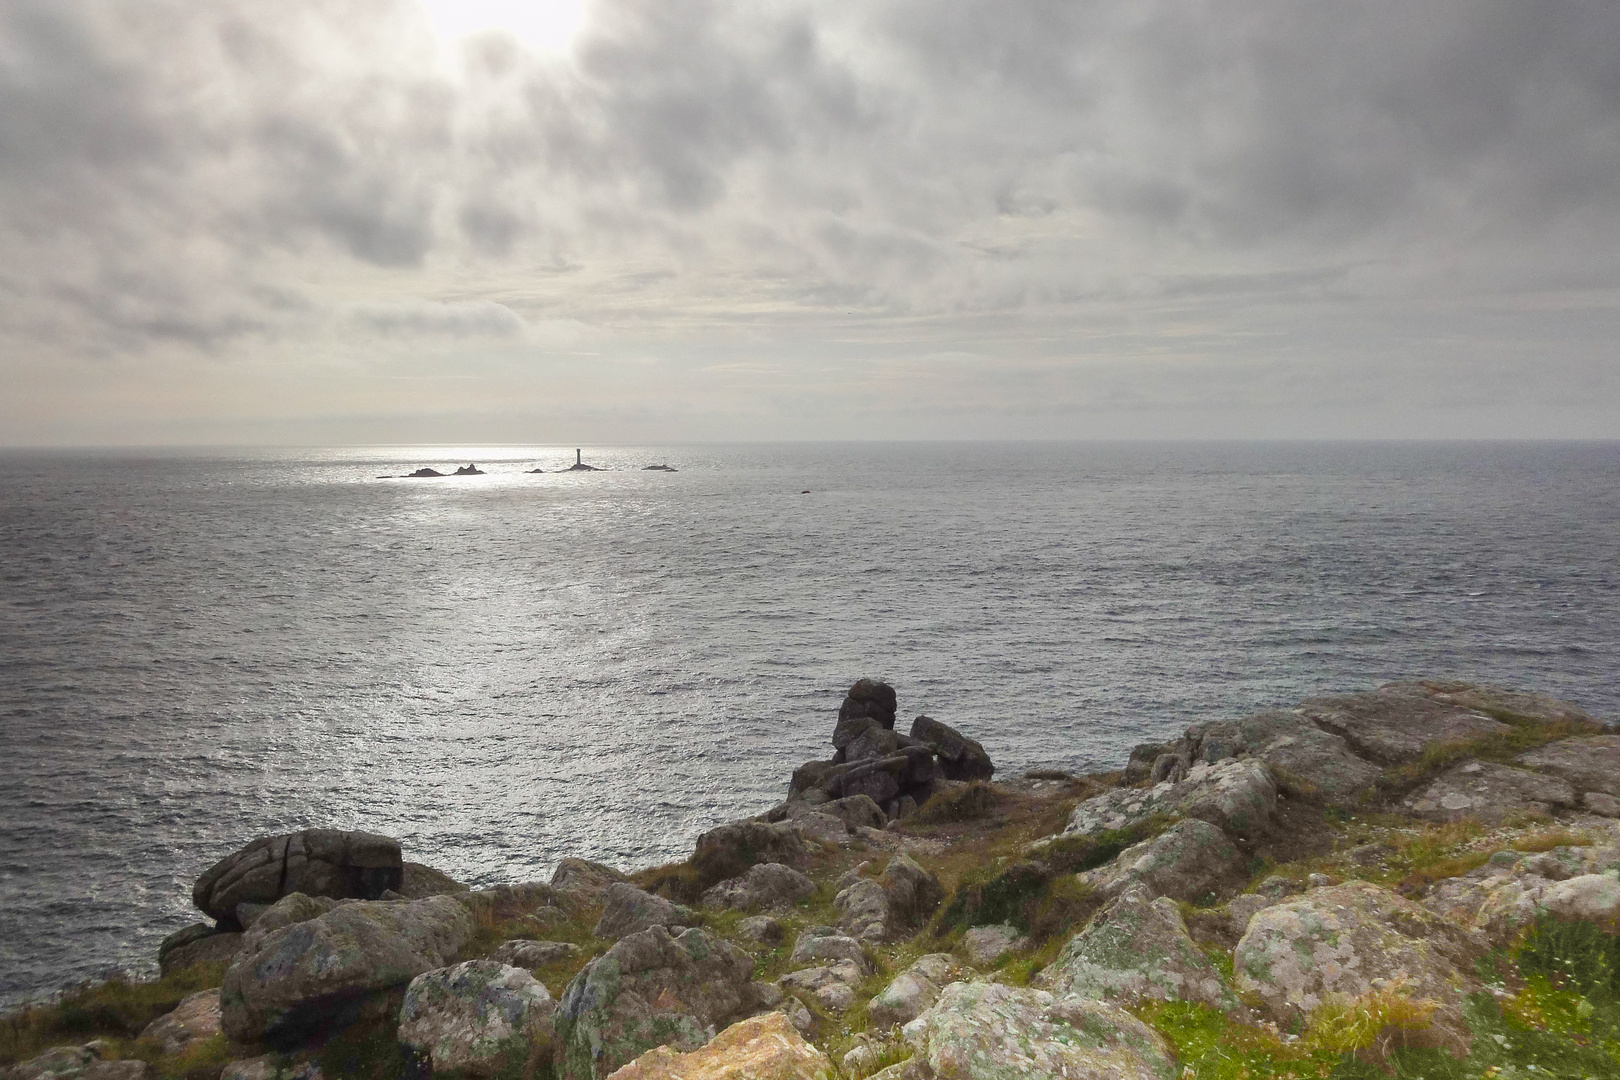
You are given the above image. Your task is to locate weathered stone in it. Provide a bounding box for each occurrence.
[848,725,904,763]
[739,915,785,944]
[1234,881,1481,1044]
[138,989,221,1056]
[1299,683,1511,764]
[398,960,555,1077]
[604,1011,832,1080]
[700,863,816,912]
[691,821,809,887]
[868,954,962,1028]
[238,893,337,956]
[1187,710,1381,806]
[489,939,580,968]
[1420,682,1604,729]
[158,927,243,976]
[2,1044,153,1080]
[779,961,864,1012]
[1519,735,1620,797]
[456,883,561,924]
[1079,818,1243,903]
[1403,761,1575,823]
[838,679,899,737]
[552,925,761,1080]
[821,795,888,831]
[1588,792,1620,817]
[835,855,944,942]
[193,830,403,927]
[215,1056,323,1080]
[961,924,1025,967]
[900,982,1176,1080]
[1226,894,1275,937]
[789,927,871,973]
[593,883,698,939]
[910,716,995,782]
[551,858,628,911]
[220,895,475,1046]
[1056,759,1276,843]
[1034,886,1235,1010]
[1541,872,1620,922]
[399,862,465,899]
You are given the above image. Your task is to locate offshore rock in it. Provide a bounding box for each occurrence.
[398,960,555,1077]
[1234,881,1482,1045]
[220,895,474,1046]
[605,1011,832,1080]
[193,830,403,927]
[1079,818,1243,903]
[1402,760,1576,823]
[900,982,1176,1080]
[836,679,899,743]
[553,925,763,1080]
[593,883,699,939]
[1034,885,1235,1010]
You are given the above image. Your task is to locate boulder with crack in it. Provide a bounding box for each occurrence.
[193,829,403,927]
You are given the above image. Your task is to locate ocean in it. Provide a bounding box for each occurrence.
[1,441,1617,1009]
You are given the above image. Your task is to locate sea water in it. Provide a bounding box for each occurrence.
[1,441,1617,1007]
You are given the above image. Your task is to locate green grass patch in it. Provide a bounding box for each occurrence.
[913,782,996,824]
[0,963,228,1066]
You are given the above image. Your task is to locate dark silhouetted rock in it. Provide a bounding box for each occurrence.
[406,468,444,477]
[453,464,484,475]
[193,830,403,928]
[911,715,995,782]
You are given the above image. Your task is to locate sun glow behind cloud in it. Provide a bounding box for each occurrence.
[416,0,587,53]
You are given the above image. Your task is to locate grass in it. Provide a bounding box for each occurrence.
[0,963,229,1067]
[913,782,996,824]
[1379,710,1595,792]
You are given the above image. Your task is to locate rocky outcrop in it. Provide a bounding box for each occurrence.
[835,855,944,942]
[605,1012,832,1080]
[193,830,403,927]
[1402,760,1576,823]
[551,859,628,911]
[157,924,243,976]
[1180,709,1381,805]
[1234,881,1482,1045]
[592,883,698,939]
[1034,885,1235,1010]
[909,716,994,782]
[552,925,764,1080]
[1518,735,1620,797]
[137,989,222,1056]
[398,960,555,1077]
[691,821,809,888]
[220,895,474,1046]
[899,982,1177,1080]
[867,954,962,1028]
[1079,818,1243,903]
[1,1045,152,1080]
[780,927,871,1012]
[399,862,465,899]
[1054,758,1277,843]
[700,862,816,912]
[961,924,1025,966]
[489,939,580,968]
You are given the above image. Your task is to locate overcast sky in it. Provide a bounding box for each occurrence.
[1,0,1617,445]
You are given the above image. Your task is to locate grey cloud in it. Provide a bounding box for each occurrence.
[343,299,526,338]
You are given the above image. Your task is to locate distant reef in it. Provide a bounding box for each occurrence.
[10,678,1620,1080]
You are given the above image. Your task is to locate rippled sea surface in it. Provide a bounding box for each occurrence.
[2,441,1618,1007]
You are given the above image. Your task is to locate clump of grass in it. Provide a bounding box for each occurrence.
[933,861,1053,935]
[1381,713,1590,792]
[0,964,228,1066]
[1035,815,1174,876]
[913,782,995,824]
[1138,1000,1336,1079]
[1301,976,1440,1058]
[630,860,708,904]
[1511,828,1594,855]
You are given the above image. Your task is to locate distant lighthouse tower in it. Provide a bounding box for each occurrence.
[576,449,582,466]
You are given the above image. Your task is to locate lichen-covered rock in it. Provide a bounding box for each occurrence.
[868,954,962,1028]
[961,925,1025,967]
[593,883,698,939]
[738,916,785,944]
[1403,761,1576,823]
[552,925,761,1080]
[1298,683,1511,764]
[138,989,222,1056]
[1234,881,1481,1043]
[220,895,475,1046]
[398,960,554,1077]
[700,863,815,912]
[1185,710,1381,806]
[899,982,1176,1080]
[1541,872,1620,923]
[1034,885,1236,1010]
[216,1056,322,1080]
[551,858,628,912]
[789,927,870,972]
[1518,735,1620,797]
[2,1044,152,1080]
[193,830,403,927]
[605,1011,832,1079]
[238,893,337,955]
[489,939,580,968]
[1056,759,1276,843]
[1078,818,1243,903]
[836,856,944,942]
[779,961,865,1012]
[399,862,465,899]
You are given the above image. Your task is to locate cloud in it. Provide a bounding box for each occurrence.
[0,0,1617,441]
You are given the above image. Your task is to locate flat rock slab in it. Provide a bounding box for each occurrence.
[1079,818,1243,903]
[1403,761,1576,823]
[552,925,762,1080]
[398,960,554,1077]
[193,830,402,926]
[962,924,1025,967]
[901,982,1177,1080]
[593,883,698,939]
[489,939,580,968]
[1034,886,1236,1010]
[1234,881,1481,1045]
[1189,710,1381,806]
[1519,735,1620,797]
[220,895,475,1046]
[700,862,815,912]
[605,1009,832,1080]
[1059,759,1276,842]
[1299,684,1509,764]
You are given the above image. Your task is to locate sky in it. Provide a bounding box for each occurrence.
[0,0,1617,446]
